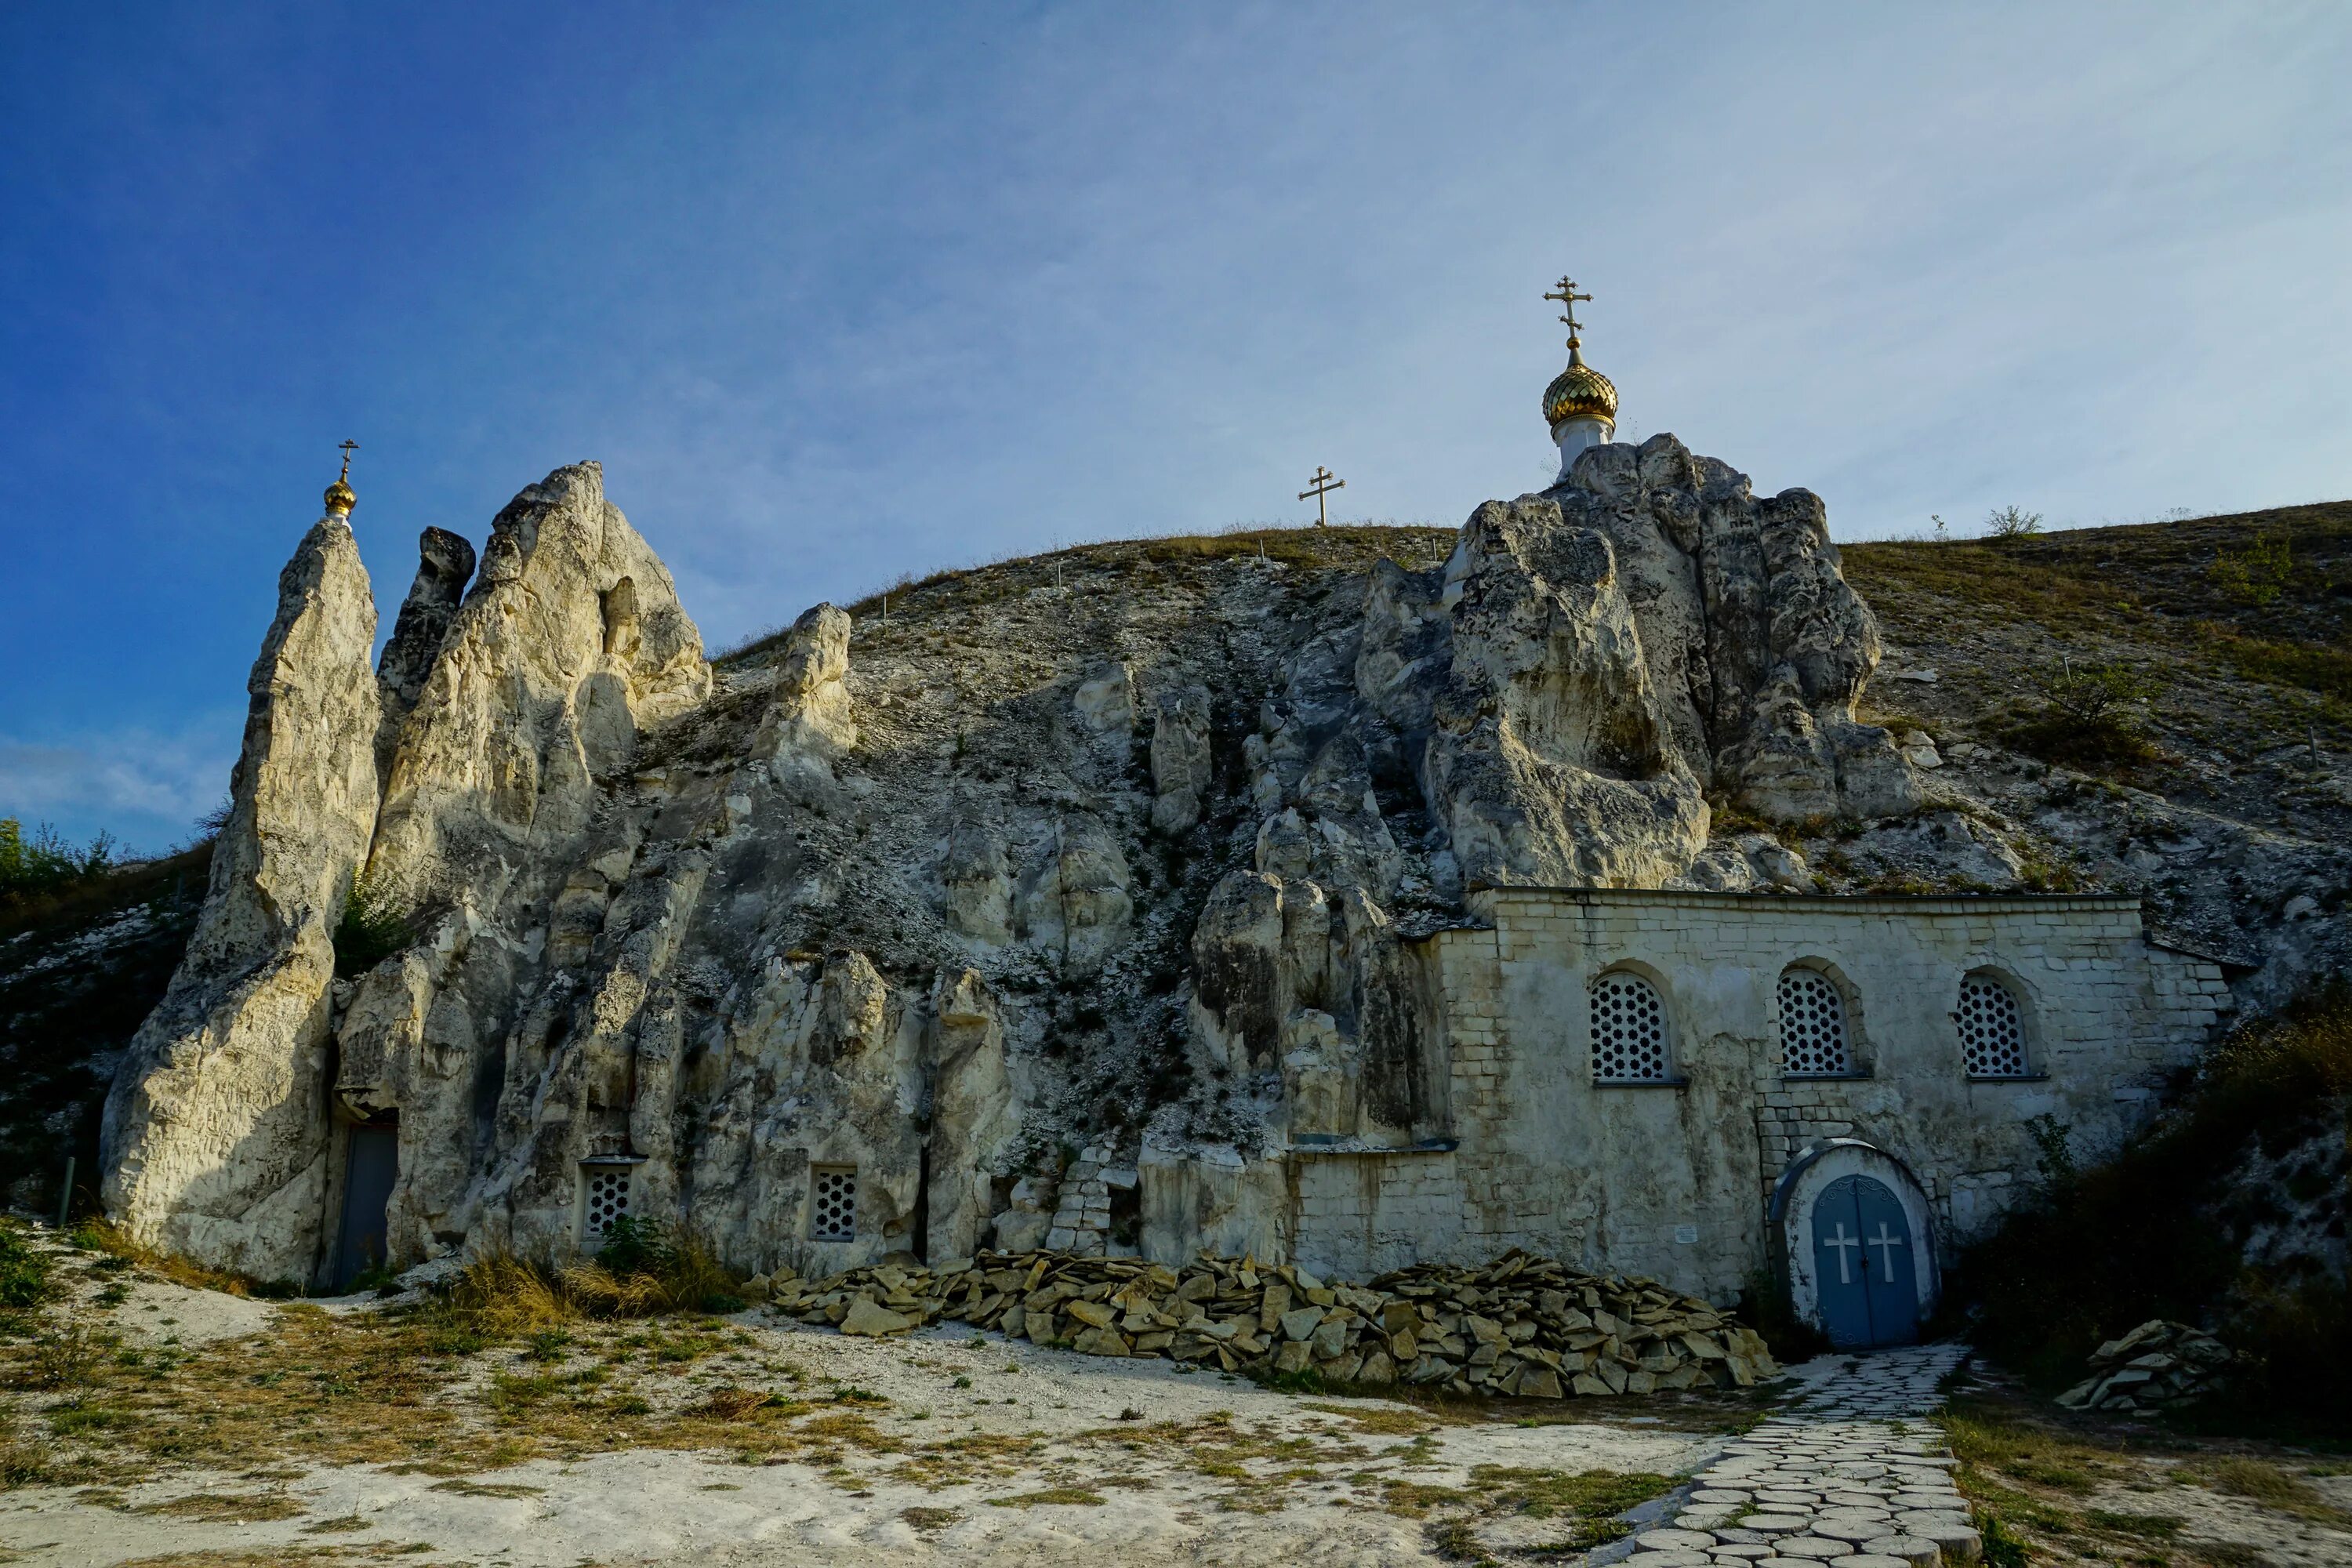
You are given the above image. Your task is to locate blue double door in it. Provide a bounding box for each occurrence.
[1810,1174,1920,1348]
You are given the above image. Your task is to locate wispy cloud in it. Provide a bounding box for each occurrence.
[0,719,239,853]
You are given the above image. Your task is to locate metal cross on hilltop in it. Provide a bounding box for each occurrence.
[1298,465,1345,528]
[1544,276,1592,342]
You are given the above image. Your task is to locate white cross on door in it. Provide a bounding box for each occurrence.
[1866,1220,1906,1283]
[1823,1221,1860,1284]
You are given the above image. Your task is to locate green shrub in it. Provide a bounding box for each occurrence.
[1737,1268,1830,1363]
[594,1214,675,1277]
[332,874,411,978]
[1984,506,2044,539]
[2207,534,2296,606]
[0,818,114,906]
[1993,655,2165,772]
[1957,985,2352,1428]
[0,1228,50,1310]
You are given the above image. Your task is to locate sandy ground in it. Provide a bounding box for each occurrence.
[5,1301,1717,1567]
[2078,1471,2352,1568]
[106,1275,278,1349]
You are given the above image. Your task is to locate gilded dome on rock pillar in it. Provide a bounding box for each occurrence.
[324,441,358,517]
[1543,340,1618,430]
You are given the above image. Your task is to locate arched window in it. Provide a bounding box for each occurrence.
[1956,974,2032,1077]
[1778,967,1854,1076]
[1591,971,1672,1083]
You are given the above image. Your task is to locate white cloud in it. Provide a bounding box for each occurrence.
[0,719,241,853]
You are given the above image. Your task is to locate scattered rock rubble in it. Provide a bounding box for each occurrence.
[750,1247,1779,1399]
[2055,1319,2233,1414]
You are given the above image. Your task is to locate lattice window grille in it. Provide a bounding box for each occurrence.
[810,1167,858,1242]
[1777,968,1853,1076]
[1957,975,2031,1077]
[1591,971,1671,1083]
[582,1165,632,1242]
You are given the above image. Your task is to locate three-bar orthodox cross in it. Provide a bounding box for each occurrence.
[1298,465,1345,528]
[1544,276,1592,342]
[337,439,358,481]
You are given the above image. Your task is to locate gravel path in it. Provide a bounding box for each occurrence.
[1613,1345,1983,1568]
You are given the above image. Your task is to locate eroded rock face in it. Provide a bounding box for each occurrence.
[104,439,1922,1283]
[375,527,476,773]
[366,461,709,913]
[100,515,381,1281]
[1558,437,1915,824]
[1421,497,1710,889]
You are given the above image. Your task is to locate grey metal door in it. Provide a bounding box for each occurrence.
[333,1124,398,1291]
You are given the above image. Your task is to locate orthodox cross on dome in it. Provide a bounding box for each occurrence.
[1298,465,1345,528]
[1544,275,1592,346]
[1822,1221,1861,1285]
[1866,1220,1907,1284]
[324,438,360,519]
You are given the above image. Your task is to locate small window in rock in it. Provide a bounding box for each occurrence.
[1957,975,2031,1077]
[810,1167,857,1242]
[1591,971,1672,1083]
[581,1164,633,1243]
[1777,967,1854,1076]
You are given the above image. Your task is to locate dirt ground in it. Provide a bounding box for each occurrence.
[2,1239,1738,1568]
[1939,1365,2352,1568]
[9,1235,2348,1567]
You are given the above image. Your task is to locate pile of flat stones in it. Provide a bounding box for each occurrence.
[753,1246,1779,1398]
[2055,1319,2232,1414]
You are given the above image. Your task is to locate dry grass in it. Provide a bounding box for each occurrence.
[985,1484,1106,1508]
[137,1492,306,1523]
[71,1218,262,1299]
[2189,1455,2349,1524]
[718,524,1457,667]
[113,1548,439,1568]
[1944,1386,2352,1564]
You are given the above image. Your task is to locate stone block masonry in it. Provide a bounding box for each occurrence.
[1261,887,2230,1324]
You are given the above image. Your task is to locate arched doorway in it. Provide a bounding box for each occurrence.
[1770,1139,1938,1351]
[1809,1173,1918,1348]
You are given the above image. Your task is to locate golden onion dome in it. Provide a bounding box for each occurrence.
[1542,339,1618,430]
[324,441,358,517]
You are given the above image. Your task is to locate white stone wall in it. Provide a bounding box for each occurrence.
[1280,889,2228,1304]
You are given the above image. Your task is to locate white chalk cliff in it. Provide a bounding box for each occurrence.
[102,438,1926,1284]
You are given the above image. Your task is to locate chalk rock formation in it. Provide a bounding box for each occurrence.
[1555,437,1913,823]
[374,527,475,772]
[366,460,708,912]
[103,436,1922,1286]
[99,514,380,1279]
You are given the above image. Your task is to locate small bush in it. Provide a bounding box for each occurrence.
[0,818,115,907]
[13,1322,106,1390]
[1958,984,2352,1427]
[593,1214,673,1276]
[332,873,411,978]
[1737,1268,1830,1363]
[2207,534,2296,607]
[1985,506,2045,539]
[0,1228,51,1309]
[1994,655,2165,771]
[2024,655,2164,725]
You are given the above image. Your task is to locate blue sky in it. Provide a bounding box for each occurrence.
[4,3,2348,852]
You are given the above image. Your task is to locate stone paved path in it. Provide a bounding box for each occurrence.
[1617,1344,1984,1568]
